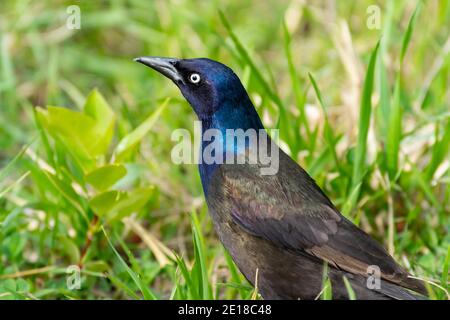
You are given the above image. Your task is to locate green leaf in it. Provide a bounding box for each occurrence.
[58,236,81,264]
[0,279,17,292]
[36,106,96,162]
[84,260,110,273]
[83,89,116,156]
[15,279,30,293]
[36,89,116,170]
[115,98,169,160]
[85,164,127,191]
[89,186,156,222]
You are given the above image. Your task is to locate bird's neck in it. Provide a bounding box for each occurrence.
[198,101,265,195]
[202,102,264,133]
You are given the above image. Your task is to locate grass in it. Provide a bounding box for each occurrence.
[0,0,449,300]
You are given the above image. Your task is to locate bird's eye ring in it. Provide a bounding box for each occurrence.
[189,73,201,84]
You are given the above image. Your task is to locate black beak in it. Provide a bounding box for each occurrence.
[134,56,184,85]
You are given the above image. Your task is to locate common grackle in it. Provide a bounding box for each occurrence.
[135,57,427,300]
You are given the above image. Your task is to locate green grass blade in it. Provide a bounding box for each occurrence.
[102,226,157,300]
[350,41,380,195]
[190,211,212,299]
[219,10,282,109]
[442,245,450,288]
[400,3,422,64]
[115,98,169,160]
[283,20,310,141]
[385,76,402,179]
[342,276,356,300]
[0,171,30,199]
[377,0,394,135]
[425,120,450,181]
[223,249,247,299]
[309,73,341,174]
[320,262,332,300]
[0,144,28,181]
[107,274,142,300]
[386,3,421,179]
[174,254,197,299]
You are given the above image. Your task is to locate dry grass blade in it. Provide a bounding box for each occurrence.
[0,266,57,280]
[123,217,176,267]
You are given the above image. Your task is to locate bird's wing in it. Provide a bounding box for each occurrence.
[216,154,425,293]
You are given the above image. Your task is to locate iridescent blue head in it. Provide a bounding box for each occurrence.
[135,57,266,194]
[134,57,262,129]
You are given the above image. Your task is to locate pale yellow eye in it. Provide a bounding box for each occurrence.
[189,73,201,84]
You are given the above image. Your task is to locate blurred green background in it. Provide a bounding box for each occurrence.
[0,0,449,299]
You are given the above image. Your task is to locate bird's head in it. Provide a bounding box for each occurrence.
[134,57,250,120]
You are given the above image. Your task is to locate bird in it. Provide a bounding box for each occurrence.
[134,56,427,300]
